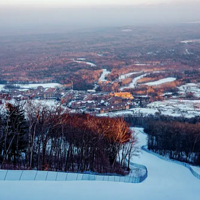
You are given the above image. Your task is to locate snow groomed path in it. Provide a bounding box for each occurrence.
[134,128,200,180]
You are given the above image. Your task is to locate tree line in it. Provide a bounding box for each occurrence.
[0,103,137,175]
[145,121,200,166]
[124,113,200,166]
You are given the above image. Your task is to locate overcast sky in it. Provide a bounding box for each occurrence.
[0,0,200,6]
[0,0,200,36]
[0,0,189,6]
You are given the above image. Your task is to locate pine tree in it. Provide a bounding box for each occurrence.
[2,103,28,168]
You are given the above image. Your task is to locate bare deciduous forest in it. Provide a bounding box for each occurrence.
[0,103,137,175]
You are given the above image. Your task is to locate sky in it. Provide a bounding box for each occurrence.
[1,0,199,7]
[0,0,200,36]
[0,0,182,6]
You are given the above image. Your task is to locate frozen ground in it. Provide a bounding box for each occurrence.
[143,77,176,86]
[0,127,199,200]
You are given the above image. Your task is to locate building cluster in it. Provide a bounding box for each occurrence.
[0,86,150,114]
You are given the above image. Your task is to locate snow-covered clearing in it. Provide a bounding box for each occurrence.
[99,69,111,82]
[178,83,200,98]
[77,58,86,61]
[120,74,147,91]
[181,39,200,44]
[147,100,200,118]
[75,60,97,67]
[0,99,63,118]
[185,49,193,55]
[149,99,200,111]
[16,83,61,89]
[118,72,140,80]
[122,29,132,32]
[98,100,200,118]
[98,110,133,117]
[0,85,5,91]
[0,83,62,91]
[143,77,176,86]
[134,63,148,66]
[0,127,199,200]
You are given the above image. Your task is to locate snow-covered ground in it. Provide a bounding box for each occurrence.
[16,83,61,89]
[75,60,97,67]
[98,110,133,117]
[0,85,5,91]
[77,58,86,61]
[149,99,200,111]
[0,127,199,200]
[122,29,132,32]
[118,72,140,80]
[98,98,200,118]
[0,83,62,91]
[0,99,64,118]
[134,63,148,66]
[191,166,200,174]
[178,83,200,98]
[181,39,200,44]
[121,74,147,91]
[99,69,111,82]
[143,77,176,86]
[147,100,200,118]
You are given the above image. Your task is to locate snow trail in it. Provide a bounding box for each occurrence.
[120,74,147,91]
[99,69,111,82]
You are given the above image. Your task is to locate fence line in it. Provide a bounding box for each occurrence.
[138,130,200,180]
[127,159,148,183]
[0,168,148,183]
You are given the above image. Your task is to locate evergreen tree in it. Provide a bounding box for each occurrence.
[1,103,28,168]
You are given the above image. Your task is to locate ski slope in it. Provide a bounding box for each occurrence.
[120,74,147,91]
[99,69,111,82]
[143,77,176,86]
[0,128,199,200]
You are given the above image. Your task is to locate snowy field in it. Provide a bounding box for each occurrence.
[143,77,176,86]
[149,99,200,111]
[0,83,62,91]
[16,83,61,89]
[178,83,200,98]
[0,127,199,200]
[98,100,200,118]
